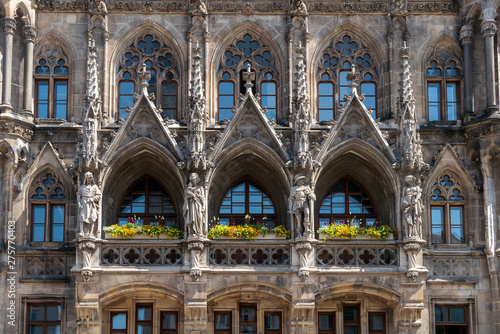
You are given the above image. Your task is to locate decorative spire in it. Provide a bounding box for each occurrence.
[85,32,100,105]
[295,42,308,102]
[187,41,207,170]
[243,63,255,94]
[396,42,427,172]
[138,63,151,96]
[346,64,360,95]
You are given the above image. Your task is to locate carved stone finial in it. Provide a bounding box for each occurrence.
[138,63,151,94]
[243,63,255,93]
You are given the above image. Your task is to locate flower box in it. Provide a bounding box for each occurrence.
[212,233,287,240]
[104,232,181,240]
[318,233,394,241]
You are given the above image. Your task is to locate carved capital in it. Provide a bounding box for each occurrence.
[481,20,497,37]
[1,18,16,34]
[459,25,474,45]
[188,240,204,252]
[22,26,37,43]
[296,241,312,253]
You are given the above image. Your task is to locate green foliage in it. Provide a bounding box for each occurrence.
[207,217,291,240]
[317,223,397,240]
[103,221,184,239]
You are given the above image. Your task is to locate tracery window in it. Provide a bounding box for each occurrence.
[319,177,377,228]
[429,175,465,244]
[318,35,378,121]
[426,45,462,121]
[34,43,70,119]
[218,177,277,227]
[116,175,176,226]
[218,33,278,121]
[117,34,178,120]
[29,172,67,242]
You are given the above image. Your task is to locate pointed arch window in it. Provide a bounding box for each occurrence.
[217,33,279,121]
[34,44,70,119]
[318,177,378,228]
[218,177,277,226]
[117,34,179,120]
[29,172,67,242]
[318,35,378,121]
[116,175,176,226]
[429,175,465,244]
[426,48,462,121]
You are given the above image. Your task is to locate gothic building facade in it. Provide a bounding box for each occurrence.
[0,0,500,333]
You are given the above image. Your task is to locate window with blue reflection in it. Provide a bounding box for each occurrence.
[218,178,276,226]
[34,55,69,119]
[426,57,461,121]
[54,81,67,119]
[430,174,465,244]
[360,73,376,119]
[28,304,62,334]
[119,72,135,119]
[30,173,67,242]
[218,72,234,121]
[261,73,277,120]
[319,177,377,228]
[116,175,176,226]
[318,73,334,122]
[111,312,127,334]
[36,80,49,119]
[161,74,177,119]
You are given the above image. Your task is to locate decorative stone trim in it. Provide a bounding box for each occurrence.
[208,245,290,265]
[316,244,398,266]
[101,244,183,265]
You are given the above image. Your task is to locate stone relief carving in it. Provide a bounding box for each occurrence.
[190,0,207,16]
[183,173,206,239]
[289,0,308,16]
[289,174,315,239]
[78,172,101,238]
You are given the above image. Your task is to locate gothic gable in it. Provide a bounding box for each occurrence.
[427,144,475,191]
[316,92,395,163]
[209,94,289,162]
[102,95,183,162]
[26,142,72,190]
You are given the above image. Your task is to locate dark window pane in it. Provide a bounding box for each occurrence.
[162,313,177,329]
[51,205,64,242]
[137,325,152,334]
[138,305,152,321]
[450,307,466,322]
[344,306,358,322]
[319,313,334,330]
[345,326,359,334]
[46,305,61,321]
[369,314,384,330]
[265,313,280,330]
[46,326,61,334]
[29,326,43,334]
[241,305,255,321]
[215,313,231,329]
[29,305,45,321]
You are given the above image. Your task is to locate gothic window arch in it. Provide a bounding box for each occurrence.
[217,177,277,227]
[117,33,179,120]
[217,33,279,121]
[116,175,177,226]
[318,176,378,228]
[29,171,68,242]
[34,43,70,119]
[429,174,466,244]
[426,43,462,121]
[317,35,378,121]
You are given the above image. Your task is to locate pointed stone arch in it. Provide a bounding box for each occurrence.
[314,139,398,230]
[35,31,78,62]
[14,2,32,25]
[101,138,184,229]
[420,35,463,71]
[206,139,289,227]
[315,282,401,305]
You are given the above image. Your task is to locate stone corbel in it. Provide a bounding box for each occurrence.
[188,240,205,281]
[76,301,99,334]
[403,239,426,282]
[296,241,312,280]
[398,302,424,334]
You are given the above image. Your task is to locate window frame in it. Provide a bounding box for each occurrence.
[343,304,360,334]
[264,311,282,334]
[318,176,378,229]
[26,303,62,334]
[118,76,135,120]
[433,305,469,334]
[426,59,462,122]
[318,311,336,334]
[214,311,232,334]
[218,78,235,121]
[239,303,257,334]
[34,56,69,120]
[160,79,178,120]
[368,312,386,334]
[136,303,153,334]
[260,78,277,120]
[217,176,277,226]
[110,311,128,334]
[160,311,178,334]
[317,79,335,122]
[115,175,177,226]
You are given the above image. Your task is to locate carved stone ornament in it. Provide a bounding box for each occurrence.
[481,20,497,37]
[77,172,101,238]
[76,302,99,331]
[459,25,474,45]
[402,175,423,239]
[289,0,308,16]
[289,174,316,238]
[296,241,312,281]
[403,241,422,281]
[1,18,16,34]
[190,0,207,16]
[22,26,37,43]
[188,240,204,281]
[79,238,96,282]
[88,0,108,15]
[183,173,206,239]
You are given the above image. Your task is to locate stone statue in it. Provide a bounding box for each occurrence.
[190,0,208,15]
[289,174,315,238]
[402,175,423,239]
[290,0,308,16]
[77,172,101,237]
[183,173,206,238]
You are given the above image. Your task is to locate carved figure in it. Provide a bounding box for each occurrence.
[190,0,208,15]
[77,172,101,237]
[290,0,308,16]
[289,174,315,237]
[183,173,206,238]
[402,175,423,239]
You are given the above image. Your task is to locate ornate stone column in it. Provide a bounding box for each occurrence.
[459,25,474,119]
[1,18,16,112]
[481,19,497,109]
[22,25,37,117]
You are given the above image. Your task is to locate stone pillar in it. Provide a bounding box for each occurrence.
[459,25,474,119]
[184,274,208,333]
[481,19,497,109]
[1,18,16,112]
[22,25,37,118]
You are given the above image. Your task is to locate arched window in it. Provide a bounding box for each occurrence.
[218,33,278,121]
[29,172,67,242]
[429,174,465,244]
[116,176,176,226]
[318,35,378,121]
[34,43,70,119]
[426,58,461,122]
[319,177,377,228]
[117,34,178,120]
[218,177,276,226]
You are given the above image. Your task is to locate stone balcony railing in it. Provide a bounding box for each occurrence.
[98,237,399,269]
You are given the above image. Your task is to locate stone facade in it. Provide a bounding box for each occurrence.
[0,0,500,333]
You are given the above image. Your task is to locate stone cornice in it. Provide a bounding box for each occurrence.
[32,0,460,14]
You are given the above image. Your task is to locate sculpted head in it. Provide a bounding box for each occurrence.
[189,173,200,185]
[84,172,94,184]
